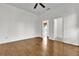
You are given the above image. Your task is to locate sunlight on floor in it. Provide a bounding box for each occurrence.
[42,37,48,55]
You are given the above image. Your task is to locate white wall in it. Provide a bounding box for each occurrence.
[39,4,79,46]
[63,13,79,45]
[0,4,39,44]
[0,3,79,45]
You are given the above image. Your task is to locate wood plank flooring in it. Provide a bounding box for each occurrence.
[0,37,79,56]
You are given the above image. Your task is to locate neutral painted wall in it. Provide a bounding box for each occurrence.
[0,3,79,45]
[0,4,39,44]
[39,4,79,45]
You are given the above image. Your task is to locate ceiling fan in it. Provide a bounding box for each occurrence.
[34,3,45,9]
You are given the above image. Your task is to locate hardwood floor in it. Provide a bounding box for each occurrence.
[0,37,79,56]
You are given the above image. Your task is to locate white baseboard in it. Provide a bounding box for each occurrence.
[49,37,79,46]
[0,36,79,46]
[0,35,41,44]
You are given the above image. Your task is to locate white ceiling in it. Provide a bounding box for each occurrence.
[7,3,66,15]
[7,3,79,15]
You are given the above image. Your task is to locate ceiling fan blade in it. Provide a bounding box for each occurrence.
[39,3,45,8]
[34,3,38,9]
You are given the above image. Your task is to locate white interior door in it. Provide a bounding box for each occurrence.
[54,17,64,41]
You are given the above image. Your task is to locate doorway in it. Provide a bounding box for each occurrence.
[53,17,64,41]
